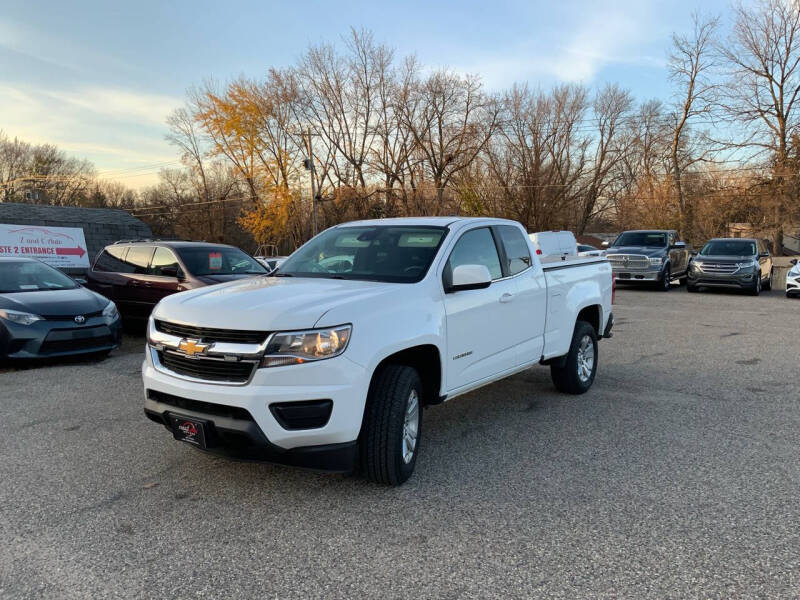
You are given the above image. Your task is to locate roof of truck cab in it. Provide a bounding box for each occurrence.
[336,216,520,228]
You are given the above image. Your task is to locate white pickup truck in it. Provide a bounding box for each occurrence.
[142,217,613,484]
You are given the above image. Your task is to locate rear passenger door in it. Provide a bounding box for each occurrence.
[442,227,521,392]
[495,225,547,365]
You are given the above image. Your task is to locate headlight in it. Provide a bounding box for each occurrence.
[690,261,700,271]
[260,325,352,367]
[0,308,43,326]
[649,257,664,266]
[102,301,118,319]
[737,260,757,269]
[789,266,800,277]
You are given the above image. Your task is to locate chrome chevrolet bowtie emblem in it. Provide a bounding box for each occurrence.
[178,339,209,356]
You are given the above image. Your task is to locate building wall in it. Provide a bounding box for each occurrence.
[0,203,152,274]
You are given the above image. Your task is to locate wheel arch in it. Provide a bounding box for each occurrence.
[368,344,443,407]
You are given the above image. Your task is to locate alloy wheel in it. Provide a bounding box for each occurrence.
[401,389,420,464]
[576,334,595,383]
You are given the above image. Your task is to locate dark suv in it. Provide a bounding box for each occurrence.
[87,241,267,319]
[687,238,773,295]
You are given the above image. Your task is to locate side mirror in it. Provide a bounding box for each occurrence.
[790,258,797,265]
[758,251,770,258]
[601,241,609,248]
[160,266,182,279]
[671,241,687,249]
[447,264,492,292]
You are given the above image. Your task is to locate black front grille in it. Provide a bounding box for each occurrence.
[158,350,256,383]
[155,320,269,344]
[40,332,114,354]
[147,389,254,421]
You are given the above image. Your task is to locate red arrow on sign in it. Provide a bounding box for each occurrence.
[56,246,86,258]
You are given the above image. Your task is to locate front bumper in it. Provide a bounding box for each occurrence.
[612,268,661,282]
[0,315,122,359]
[687,269,756,289]
[786,274,800,296]
[142,347,370,467]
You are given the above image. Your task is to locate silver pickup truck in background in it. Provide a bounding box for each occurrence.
[603,229,691,291]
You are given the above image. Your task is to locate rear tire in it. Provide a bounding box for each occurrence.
[360,364,423,485]
[550,320,598,395]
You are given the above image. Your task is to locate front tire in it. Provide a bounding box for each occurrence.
[658,266,671,291]
[360,364,423,485]
[550,320,598,395]
[749,272,761,296]
[763,269,773,291]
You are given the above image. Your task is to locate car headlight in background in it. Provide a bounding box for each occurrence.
[260,325,352,367]
[0,308,43,326]
[649,257,665,266]
[102,301,118,319]
[736,260,757,270]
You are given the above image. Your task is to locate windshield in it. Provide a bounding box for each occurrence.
[176,247,266,276]
[277,225,448,283]
[0,260,79,293]
[700,240,757,256]
[612,232,667,247]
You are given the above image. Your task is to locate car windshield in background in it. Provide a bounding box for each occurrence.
[176,247,267,276]
[277,225,448,283]
[612,232,667,247]
[700,241,757,256]
[0,260,78,293]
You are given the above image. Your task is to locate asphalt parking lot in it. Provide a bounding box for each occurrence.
[1,286,798,599]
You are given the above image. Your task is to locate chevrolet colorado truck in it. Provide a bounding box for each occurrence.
[604,229,690,291]
[142,217,614,485]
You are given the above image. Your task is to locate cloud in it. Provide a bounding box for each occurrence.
[456,1,664,89]
[0,83,180,188]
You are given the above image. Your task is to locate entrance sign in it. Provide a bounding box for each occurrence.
[0,224,90,269]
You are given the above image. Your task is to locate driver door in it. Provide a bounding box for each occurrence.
[443,227,520,392]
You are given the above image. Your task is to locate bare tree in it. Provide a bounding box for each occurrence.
[577,83,634,233]
[720,0,800,252]
[402,70,499,213]
[668,13,719,242]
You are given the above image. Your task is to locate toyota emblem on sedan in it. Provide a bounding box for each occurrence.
[74,315,86,324]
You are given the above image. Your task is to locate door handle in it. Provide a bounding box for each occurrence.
[499,292,514,303]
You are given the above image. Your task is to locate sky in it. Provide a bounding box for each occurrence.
[1,0,732,189]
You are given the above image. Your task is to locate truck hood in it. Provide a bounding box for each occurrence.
[152,276,398,331]
[606,246,666,257]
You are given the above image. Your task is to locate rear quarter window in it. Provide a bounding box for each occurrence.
[93,246,133,273]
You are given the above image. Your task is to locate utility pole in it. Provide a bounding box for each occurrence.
[303,128,318,236]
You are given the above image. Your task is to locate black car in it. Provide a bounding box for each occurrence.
[0,257,122,359]
[86,241,267,320]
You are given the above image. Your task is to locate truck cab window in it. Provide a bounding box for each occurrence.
[445,228,502,286]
